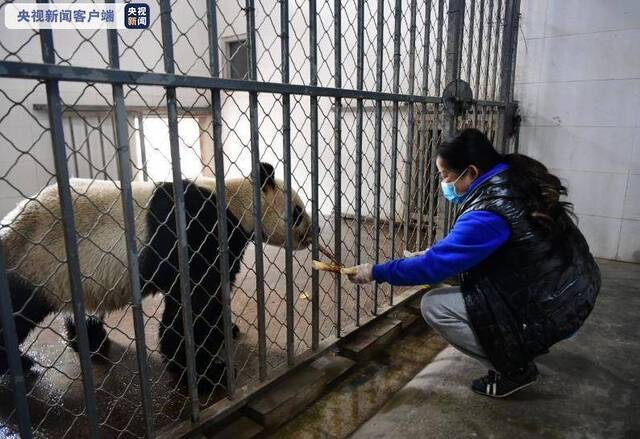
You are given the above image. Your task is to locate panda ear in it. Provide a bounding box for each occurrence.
[259,162,276,191]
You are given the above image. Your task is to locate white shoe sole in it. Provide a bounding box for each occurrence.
[472,377,537,398]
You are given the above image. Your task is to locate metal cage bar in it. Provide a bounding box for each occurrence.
[106,5,155,434]
[406,0,419,256]
[372,0,385,315]
[38,12,101,438]
[279,0,295,370]
[473,0,486,126]
[482,0,495,102]
[422,0,438,245]
[159,0,202,420]
[354,0,365,326]
[407,0,422,250]
[432,0,446,240]
[391,0,418,305]
[490,0,503,102]
[466,0,476,82]
[98,124,108,179]
[443,0,465,233]
[245,0,270,370]
[333,0,343,336]
[498,0,520,152]
[67,116,80,177]
[309,0,320,351]
[206,0,238,394]
[137,113,149,181]
[389,0,404,305]
[82,121,94,178]
[0,61,457,103]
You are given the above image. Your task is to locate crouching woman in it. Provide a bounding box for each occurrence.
[347,128,601,398]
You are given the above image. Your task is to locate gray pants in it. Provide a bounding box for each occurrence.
[421,286,493,369]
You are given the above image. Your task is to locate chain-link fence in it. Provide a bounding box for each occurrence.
[0,0,519,437]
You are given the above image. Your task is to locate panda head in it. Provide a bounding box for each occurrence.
[224,162,312,250]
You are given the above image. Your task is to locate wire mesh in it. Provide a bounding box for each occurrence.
[0,0,518,437]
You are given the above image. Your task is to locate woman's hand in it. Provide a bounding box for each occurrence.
[347,263,373,284]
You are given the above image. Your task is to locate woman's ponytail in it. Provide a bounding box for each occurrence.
[503,153,576,238]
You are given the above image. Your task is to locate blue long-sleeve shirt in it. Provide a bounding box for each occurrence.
[372,163,511,286]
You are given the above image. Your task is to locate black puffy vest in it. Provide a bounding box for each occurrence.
[458,170,601,374]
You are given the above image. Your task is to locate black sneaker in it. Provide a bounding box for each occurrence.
[471,363,538,398]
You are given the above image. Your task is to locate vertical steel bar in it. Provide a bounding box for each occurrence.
[38,11,101,436]
[428,114,441,242]
[372,0,385,315]
[490,0,502,102]
[159,0,201,419]
[67,117,79,177]
[415,129,425,251]
[423,0,437,246]
[355,0,364,326]
[83,120,94,178]
[309,0,320,350]
[487,0,498,149]
[0,242,32,438]
[473,0,485,126]
[434,1,447,233]
[333,0,343,336]
[444,0,465,136]
[442,0,452,233]
[245,0,270,366]
[98,118,107,179]
[400,4,413,252]
[389,0,416,305]
[206,0,238,390]
[482,0,495,102]
[106,11,155,435]
[443,0,465,233]
[432,0,445,239]
[466,0,476,82]
[498,0,520,152]
[432,0,444,241]
[406,0,420,255]
[137,113,149,181]
[279,0,294,367]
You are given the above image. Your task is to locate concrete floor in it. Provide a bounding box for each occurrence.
[0,216,427,438]
[351,259,640,439]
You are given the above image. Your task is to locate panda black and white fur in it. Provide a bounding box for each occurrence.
[0,162,311,392]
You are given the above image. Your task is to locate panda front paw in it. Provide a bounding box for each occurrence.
[65,316,111,360]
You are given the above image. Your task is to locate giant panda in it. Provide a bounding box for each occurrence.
[0,162,311,392]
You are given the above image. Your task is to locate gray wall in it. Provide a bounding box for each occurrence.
[515,0,640,262]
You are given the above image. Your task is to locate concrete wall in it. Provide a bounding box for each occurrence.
[514,0,640,262]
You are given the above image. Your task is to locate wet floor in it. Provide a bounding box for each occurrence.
[0,216,430,438]
[264,324,448,439]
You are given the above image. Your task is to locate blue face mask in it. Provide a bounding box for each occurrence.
[440,168,469,204]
